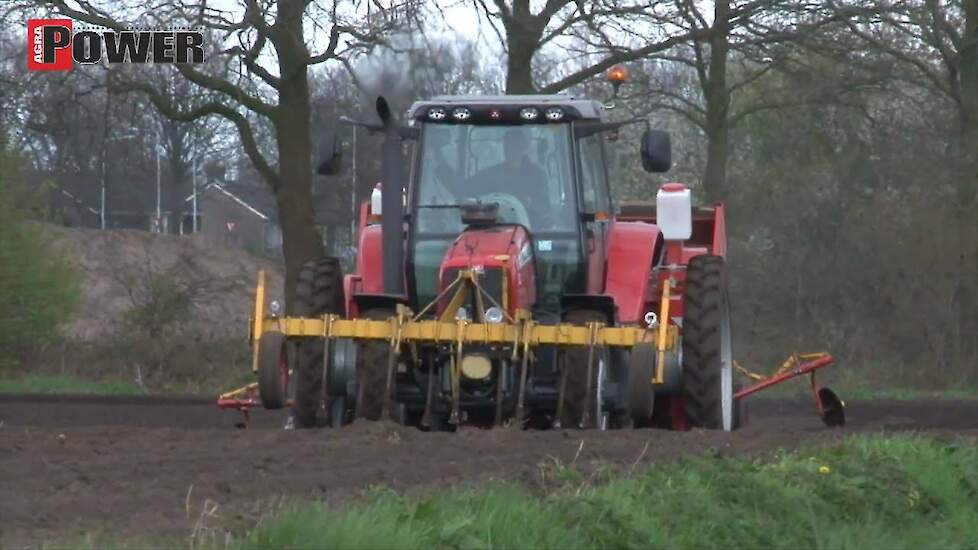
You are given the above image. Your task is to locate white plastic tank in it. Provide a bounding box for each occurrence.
[655,183,692,240]
[371,183,383,216]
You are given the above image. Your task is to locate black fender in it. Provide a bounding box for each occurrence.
[352,293,408,314]
[560,294,617,325]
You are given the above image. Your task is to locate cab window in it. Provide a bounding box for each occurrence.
[577,134,610,214]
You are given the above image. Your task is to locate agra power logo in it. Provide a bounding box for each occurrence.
[28,19,205,71]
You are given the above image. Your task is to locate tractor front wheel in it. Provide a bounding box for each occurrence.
[292,257,345,429]
[355,309,395,422]
[681,255,739,431]
[559,309,609,429]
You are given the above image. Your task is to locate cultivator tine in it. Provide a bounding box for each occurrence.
[515,339,531,427]
[381,346,396,420]
[580,322,599,429]
[420,364,435,429]
[448,318,465,425]
[554,352,568,430]
[382,310,407,421]
[494,363,505,426]
[448,352,461,425]
[321,321,332,415]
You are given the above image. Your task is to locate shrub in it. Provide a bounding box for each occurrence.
[0,145,79,366]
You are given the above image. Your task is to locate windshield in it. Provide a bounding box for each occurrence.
[410,122,585,314]
[414,123,576,233]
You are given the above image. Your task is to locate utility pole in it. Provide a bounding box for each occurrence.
[100,158,106,230]
[155,131,162,233]
[100,71,110,230]
[351,125,357,241]
[192,134,198,233]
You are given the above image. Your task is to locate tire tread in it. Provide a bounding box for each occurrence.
[292,258,345,428]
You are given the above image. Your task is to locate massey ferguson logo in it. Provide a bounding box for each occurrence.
[28,19,204,71]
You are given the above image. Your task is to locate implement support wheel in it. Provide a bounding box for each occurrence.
[292,257,345,429]
[257,331,288,410]
[627,343,656,427]
[682,255,740,431]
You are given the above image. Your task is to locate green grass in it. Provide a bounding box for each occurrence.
[221,434,978,550]
[839,386,978,401]
[739,371,978,402]
[0,374,144,395]
[753,384,978,402]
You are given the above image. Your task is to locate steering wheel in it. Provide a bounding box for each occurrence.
[476,193,533,229]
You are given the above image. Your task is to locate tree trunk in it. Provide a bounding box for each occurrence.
[701,1,731,202]
[506,36,537,94]
[504,1,542,94]
[274,0,326,312]
[960,0,978,195]
[703,124,730,203]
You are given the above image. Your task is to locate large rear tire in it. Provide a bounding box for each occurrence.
[559,309,608,429]
[292,258,345,429]
[681,255,738,431]
[355,309,394,422]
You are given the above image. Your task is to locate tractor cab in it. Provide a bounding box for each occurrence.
[405,96,644,318]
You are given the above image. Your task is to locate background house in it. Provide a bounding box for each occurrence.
[186,182,282,257]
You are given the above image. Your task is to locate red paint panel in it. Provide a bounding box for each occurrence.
[355,225,384,294]
[711,203,726,257]
[440,225,536,315]
[343,274,360,318]
[27,19,74,71]
[605,221,661,324]
[442,226,520,261]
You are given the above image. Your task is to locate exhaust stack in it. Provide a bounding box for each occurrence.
[376,96,405,297]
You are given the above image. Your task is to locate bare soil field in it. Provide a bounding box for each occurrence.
[1,395,976,547]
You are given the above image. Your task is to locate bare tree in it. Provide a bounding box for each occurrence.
[832,0,977,200]
[39,0,399,307]
[466,0,703,93]
[629,1,864,200]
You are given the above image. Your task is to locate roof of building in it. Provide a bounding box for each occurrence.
[184,181,345,226]
[185,182,270,220]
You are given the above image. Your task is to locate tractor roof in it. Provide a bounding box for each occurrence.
[408,94,608,121]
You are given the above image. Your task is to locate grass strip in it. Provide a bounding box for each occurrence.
[233,433,978,550]
[0,374,144,395]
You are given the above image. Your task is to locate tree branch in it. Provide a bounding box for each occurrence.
[539,31,704,93]
[122,81,280,188]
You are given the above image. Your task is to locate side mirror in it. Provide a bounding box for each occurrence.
[316,130,343,175]
[641,129,671,173]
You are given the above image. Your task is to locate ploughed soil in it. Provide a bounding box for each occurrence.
[1,395,976,547]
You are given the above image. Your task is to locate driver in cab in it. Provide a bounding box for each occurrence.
[467,128,549,212]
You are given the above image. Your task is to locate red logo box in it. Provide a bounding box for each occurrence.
[27,19,74,71]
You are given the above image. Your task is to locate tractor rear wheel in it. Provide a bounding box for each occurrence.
[292,257,345,429]
[355,309,394,422]
[681,255,739,431]
[559,309,608,429]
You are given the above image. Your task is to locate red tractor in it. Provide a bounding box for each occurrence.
[220,91,844,432]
